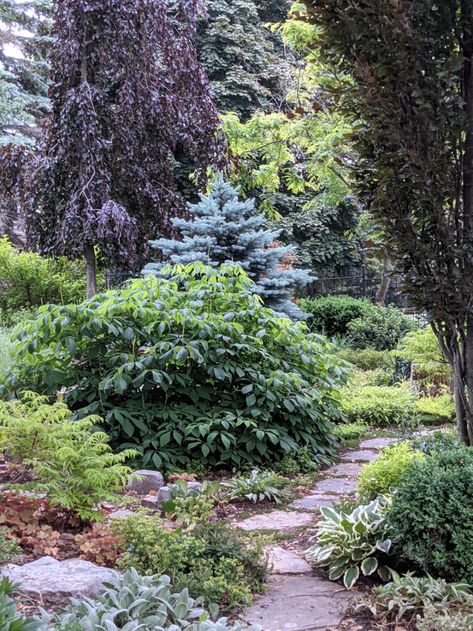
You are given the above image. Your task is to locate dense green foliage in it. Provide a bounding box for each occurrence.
[222,470,290,504]
[338,347,395,373]
[4,264,344,470]
[0,393,135,520]
[396,327,451,384]
[416,394,455,424]
[0,578,42,631]
[346,306,418,351]
[300,295,374,337]
[115,515,267,612]
[0,238,88,325]
[307,498,393,589]
[357,442,424,501]
[340,384,416,427]
[388,448,473,584]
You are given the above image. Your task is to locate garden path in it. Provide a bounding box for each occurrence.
[237,437,394,631]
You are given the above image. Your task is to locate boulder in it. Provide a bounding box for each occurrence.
[127,470,164,495]
[1,557,120,598]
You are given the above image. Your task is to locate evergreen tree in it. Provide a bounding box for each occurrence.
[0,0,52,146]
[196,0,290,120]
[144,176,312,320]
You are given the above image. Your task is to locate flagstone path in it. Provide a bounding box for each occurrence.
[237,437,395,631]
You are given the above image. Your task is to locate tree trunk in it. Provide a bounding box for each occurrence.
[85,245,97,299]
[375,252,393,306]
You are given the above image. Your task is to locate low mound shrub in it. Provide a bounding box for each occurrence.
[357,441,424,501]
[338,347,395,372]
[347,305,418,351]
[114,514,267,612]
[415,393,455,423]
[3,264,345,471]
[340,384,417,426]
[300,295,375,337]
[388,448,473,584]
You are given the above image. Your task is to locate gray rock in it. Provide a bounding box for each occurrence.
[290,495,338,510]
[127,470,164,495]
[107,508,135,521]
[157,485,173,503]
[242,575,355,630]
[236,510,314,532]
[187,481,203,492]
[142,495,159,509]
[266,546,311,575]
[1,558,120,598]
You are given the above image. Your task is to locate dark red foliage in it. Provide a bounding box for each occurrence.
[3,0,225,269]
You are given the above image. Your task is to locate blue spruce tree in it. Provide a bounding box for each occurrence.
[143,176,312,319]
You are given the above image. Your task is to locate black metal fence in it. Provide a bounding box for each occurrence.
[303,273,407,308]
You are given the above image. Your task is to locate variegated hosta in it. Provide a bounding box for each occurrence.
[306,496,393,589]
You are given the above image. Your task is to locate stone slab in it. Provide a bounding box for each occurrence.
[324,462,362,478]
[339,449,379,462]
[2,557,120,598]
[266,546,312,575]
[236,510,314,532]
[127,470,164,495]
[358,438,395,450]
[242,575,353,630]
[310,477,358,495]
[290,495,338,510]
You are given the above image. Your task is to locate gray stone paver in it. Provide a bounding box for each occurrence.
[290,495,338,510]
[339,449,378,462]
[236,510,314,532]
[240,438,389,630]
[242,575,354,631]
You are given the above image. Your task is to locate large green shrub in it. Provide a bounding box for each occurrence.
[300,295,375,337]
[357,442,424,501]
[340,384,417,426]
[388,448,473,584]
[0,238,88,325]
[347,305,418,350]
[3,264,345,470]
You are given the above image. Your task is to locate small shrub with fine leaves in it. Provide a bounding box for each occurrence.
[300,295,375,337]
[357,441,424,501]
[347,305,418,351]
[3,263,345,471]
[0,393,135,521]
[340,384,417,426]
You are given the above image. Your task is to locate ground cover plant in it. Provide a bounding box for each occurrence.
[222,470,290,504]
[339,383,416,427]
[3,263,345,471]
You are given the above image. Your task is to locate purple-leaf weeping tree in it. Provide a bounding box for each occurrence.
[5,0,225,298]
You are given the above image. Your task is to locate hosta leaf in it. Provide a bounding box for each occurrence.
[376,539,392,554]
[343,566,360,590]
[361,557,378,576]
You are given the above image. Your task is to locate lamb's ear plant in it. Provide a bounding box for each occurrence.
[222,470,290,504]
[306,496,393,589]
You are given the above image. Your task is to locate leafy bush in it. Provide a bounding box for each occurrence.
[340,384,417,426]
[273,448,318,475]
[43,568,259,630]
[306,497,393,589]
[162,481,220,528]
[347,305,418,350]
[357,442,424,501]
[0,237,89,326]
[417,606,473,631]
[410,428,460,455]
[0,578,42,631]
[395,326,451,383]
[388,448,473,584]
[332,421,370,442]
[338,347,395,372]
[348,368,392,387]
[222,470,290,504]
[415,394,455,423]
[358,571,473,627]
[0,393,135,520]
[114,513,267,612]
[4,264,345,471]
[300,295,375,337]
